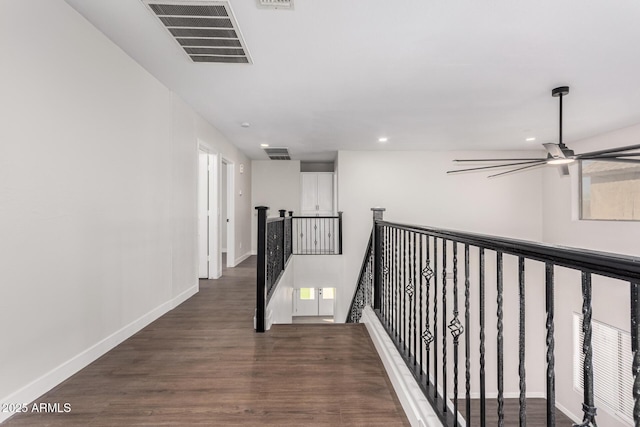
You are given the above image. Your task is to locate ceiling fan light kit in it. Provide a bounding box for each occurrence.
[448,86,640,178]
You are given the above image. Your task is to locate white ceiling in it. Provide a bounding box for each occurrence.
[64,0,640,161]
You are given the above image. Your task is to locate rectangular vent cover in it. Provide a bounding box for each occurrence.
[264,147,291,160]
[143,1,252,64]
[258,0,294,9]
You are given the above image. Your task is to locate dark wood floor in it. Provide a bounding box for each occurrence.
[5,256,409,426]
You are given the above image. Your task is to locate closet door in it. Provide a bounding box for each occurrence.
[316,173,334,215]
[300,173,317,213]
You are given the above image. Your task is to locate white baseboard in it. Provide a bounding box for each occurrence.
[0,284,199,424]
[253,308,273,331]
[233,251,252,267]
[171,284,198,309]
[361,307,441,427]
[556,401,582,424]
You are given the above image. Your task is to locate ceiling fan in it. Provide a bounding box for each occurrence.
[447,86,640,178]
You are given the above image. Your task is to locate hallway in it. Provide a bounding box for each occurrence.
[5,257,408,426]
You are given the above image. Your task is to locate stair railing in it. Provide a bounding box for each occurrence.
[255,207,293,332]
[349,207,640,427]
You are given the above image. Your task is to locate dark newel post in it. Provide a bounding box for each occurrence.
[279,210,286,271]
[338,211,343,255]
[371,207,385,311]
[288,211,294,259]
[255,206,268,333]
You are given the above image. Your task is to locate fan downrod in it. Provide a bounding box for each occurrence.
[552,86,570,97]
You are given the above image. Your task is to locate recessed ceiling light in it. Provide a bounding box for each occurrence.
[241,122,250,128]
[525,137,536,142]
[378,137,388,143]
[260,143,269,147]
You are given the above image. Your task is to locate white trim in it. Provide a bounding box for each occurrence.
[221,157,235,269]
[254,308,273,331]
[265,308,273,330]
[360,306,442,427]
[556,401,582,424]
[233,251,252,267]
[208,153,220,279]
[171,284,199,309]
[0,286,198,423]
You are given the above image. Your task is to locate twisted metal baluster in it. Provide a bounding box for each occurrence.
[465,244,471,425]
[394,228,399,337]
[519,257,527,427]
[388,227,392,324]
[422,236,433,386]
[403,229,407,350]
[442,239,448,414]
[383,227,389,322]
[418,234,423,373]
[405,230,414,356]
[631,282,640,427]
[448,243,464,426]
[413,232,418,365]
[497,251,504,427]
[479,248,486,427]
[434,238,439,392]
[546,262,556,427]
[574,272,597,427]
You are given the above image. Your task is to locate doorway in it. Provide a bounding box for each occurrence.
[198,148,219,279]
[220,158,235,269]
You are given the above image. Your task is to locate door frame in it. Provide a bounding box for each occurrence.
[198,142,220,279]
[220,156,235,268]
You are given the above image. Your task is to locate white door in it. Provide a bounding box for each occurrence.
[316,174,334,214]
[293,288,318,316]
[222,160,235,268]
[318,288,335,316]
[198,149,220,279]
[293,287,335,316]
[300,173,317,213]
[300,172,334,215]
[198,152,209,279]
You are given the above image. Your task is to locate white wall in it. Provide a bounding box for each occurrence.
[293,256,344,291]
[542,124,640,427]
[336,150,548,398]
[251,160,301,253]
[336,150,544,318]
[0,0,251,419]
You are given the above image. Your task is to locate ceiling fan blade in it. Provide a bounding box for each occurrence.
[579,153,640,160]
[580,157,640,165]
[453,158,547,162]
[487,162,547,178]
[576,143,640,158]
[543,143,565,158]
[447,160,546,174]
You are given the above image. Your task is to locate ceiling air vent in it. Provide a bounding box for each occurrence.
[143,1,252,64]
[258,0,293,9]
[264,147,291,160]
